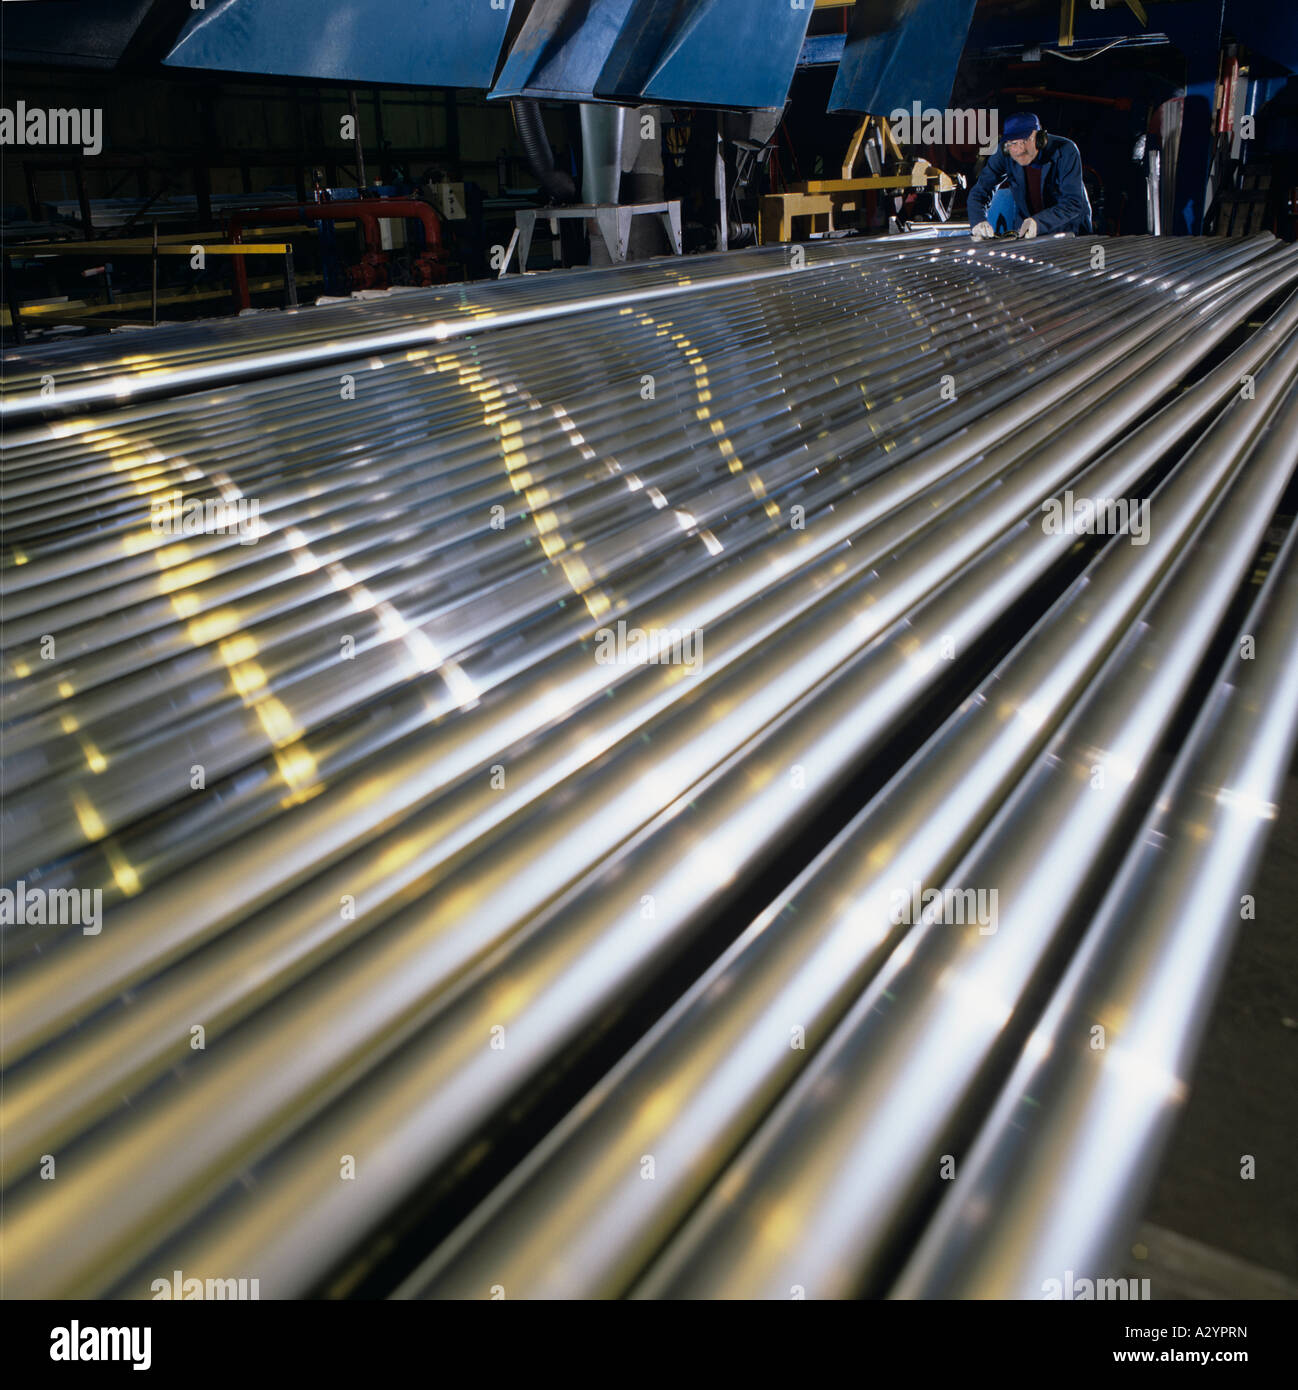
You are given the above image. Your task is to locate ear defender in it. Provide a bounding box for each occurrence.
[1005,130,1048,156]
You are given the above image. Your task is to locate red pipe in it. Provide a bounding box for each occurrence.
[227,200,443,309]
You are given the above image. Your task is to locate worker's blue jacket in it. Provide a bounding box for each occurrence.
[967,134,1093,235]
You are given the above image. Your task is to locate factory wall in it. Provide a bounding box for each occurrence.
[2,65,565,217]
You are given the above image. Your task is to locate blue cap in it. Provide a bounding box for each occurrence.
[1003,112,1042,141]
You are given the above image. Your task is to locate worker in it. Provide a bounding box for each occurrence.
[967,113,1093,240]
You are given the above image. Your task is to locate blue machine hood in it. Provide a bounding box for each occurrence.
[492,0,815,109]
[164,0,517,88]
[830,0,978,114]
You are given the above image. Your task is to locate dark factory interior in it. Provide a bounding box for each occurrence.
[1,0,1295,1338]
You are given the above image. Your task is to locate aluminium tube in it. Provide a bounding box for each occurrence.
[83,301,1298,1301]
[13,267,1297,1179]
[4,243,1277,1060]
[633,345,1298,1299]
[891,523,1298,1299]
[404,298,1298,1300]
[10,293,1278,1293]
[11,270,1297,1181]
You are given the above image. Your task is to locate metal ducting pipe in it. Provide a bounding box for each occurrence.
[579,103,625,206]
[511,97,578,204]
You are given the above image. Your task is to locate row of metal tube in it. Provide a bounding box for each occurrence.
[5,240,1283,1036]
[1,239,1274,896]
[1,235,1295,1298]
[0,231,1002,416]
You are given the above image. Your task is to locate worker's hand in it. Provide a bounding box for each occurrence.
[1017,218,1039,239]
[971,221,995,241]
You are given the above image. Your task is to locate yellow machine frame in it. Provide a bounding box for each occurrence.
[759,115,959,243]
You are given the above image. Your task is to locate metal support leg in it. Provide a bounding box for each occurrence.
[515,212,536,272]
[285,249,298,308]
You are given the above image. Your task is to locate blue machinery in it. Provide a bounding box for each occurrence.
[162,0,977,114]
